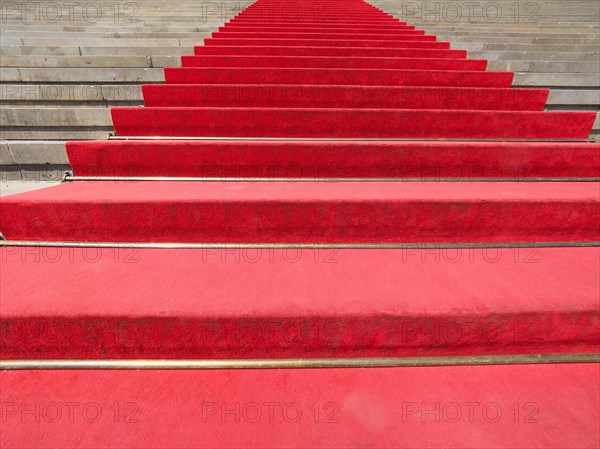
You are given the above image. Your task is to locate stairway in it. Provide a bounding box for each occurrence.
[1,0,599,183]
[1,0,599,447]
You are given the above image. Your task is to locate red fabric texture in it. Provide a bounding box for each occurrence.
[203,38,450,48]
[2,247,598,358]
[194,45,468,57]
[163,67,513,86]
[66,140,599,178]
[143,84,546,109]
[3,365,599,448]
[180,55,487,70]
[1,182,598,243]
[111,107,595,138]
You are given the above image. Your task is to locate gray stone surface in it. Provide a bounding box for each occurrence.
[0,180,61,197]
[1,0,598,180]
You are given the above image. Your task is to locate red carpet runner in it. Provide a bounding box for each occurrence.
[1,0,599,447]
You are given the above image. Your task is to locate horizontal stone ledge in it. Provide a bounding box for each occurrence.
[455,42,600,52]
[0,130,112,141]
[1,31,220,40]
[14,37,208,47]
[0,56,154,68]
[0,108,111,126]
[469,50,599,61]
[1,46,193,57]
[1,55,180,69]
[513,73,600,87]
[0,84,142,102]
[436,35,600,44]
[3,140,69,165]
[0,25,223,32]
[1,68,164,83]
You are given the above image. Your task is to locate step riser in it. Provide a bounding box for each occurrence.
[3,313,598,359]
[110,108,595,139]
[65,141,599,179]
[204,38,450,48]
[180,56,487,70]
[2,186,598,243]
[228,19,407,25]
[143,85,546,110]
[218,26,417,33]
[164,68,513,87]
[194,46,467,58]
[212,31,427,38]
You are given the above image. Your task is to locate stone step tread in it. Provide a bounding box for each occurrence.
[3,85,598,105]
[1,46,193,56]
[1,67,164,83]
[1,56,597,72]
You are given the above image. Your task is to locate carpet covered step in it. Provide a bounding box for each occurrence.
[3,365,598,448]
[227,19,408,25]
[1,182,598,243]
[203,38,450,49]
[110,107,595,139]
[2,246,598,358]
[217,26,420,34]
[164,67,512,86]
[65,140,600,179]
[143,85,546,110]
[194,45,467,58]
[211,31,428,39]
[180,55,487,70]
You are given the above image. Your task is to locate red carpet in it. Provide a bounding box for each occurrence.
[163,67,513,86]
[111,107,595,138]
[204,38,450,47]
[2,364,599,448]
[2,181,598,243]
[66,140,598,178]
[2,247,598,358]
[181,55,488,70]
[194,45,468,57]
[1,0,599,445]
[143,85,548,110]
[211,31,431,39]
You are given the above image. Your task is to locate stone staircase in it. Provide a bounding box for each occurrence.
[0,0,246,182]
[1,0,599,447]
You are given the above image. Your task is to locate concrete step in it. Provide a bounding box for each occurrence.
[1,46,192,56]
[0,141,69,182]
[1,68,164,83]
[0,31,217,39]
[3,38,206,47]
[3,84,597,108]
[0,108,112,140]
[0,84,143,104]
[456,43,600,52]
[513,72,600,87]
[469,50,599,61]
